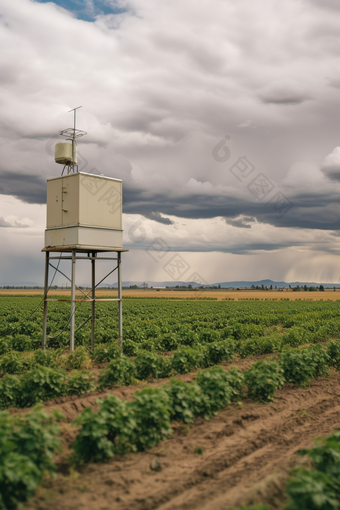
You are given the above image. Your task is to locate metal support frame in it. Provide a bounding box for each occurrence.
[70,250,76,353]
[118,251,122,351]
[42,251,49,349]
[42,249,124,353]
[91,251,96,352]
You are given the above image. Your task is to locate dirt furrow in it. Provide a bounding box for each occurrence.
[25,372,340,510]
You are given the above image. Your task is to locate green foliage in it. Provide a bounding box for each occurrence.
[160,334,179,352]
[11,334,34,352]
[0,375,21,409]
[206,339,235,365]
[19,366,67,407]
[122,338,139,357]
[0,338,11,356]
[65,346,91,369]
[66,371,96,396]
[326,341,340,370]
[245,358,285,402]
[0,406,64,510]
[156,356,173,378]
[33,348,59,368]
[196,366,233,418]
[92,342,121,363]
[100,395,137,455]
[135,351,159,379]
[239,335,282,358]
[72,394,138,463]
[306,345,330,378]
[98,356,136,388]
[71,407,115,463]
[224,366,245,401]
[281,326,307,348]
[285,469,339,510]
[178,328,198,347]
[279,349,317,387]
[0,351,33,375]
[131,388,172,450]
[199,328,220,343]
[172,347,205,374]
[298,431,340,482]
[164,379,208,423]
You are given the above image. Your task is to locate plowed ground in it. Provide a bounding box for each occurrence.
[21,352,340,510]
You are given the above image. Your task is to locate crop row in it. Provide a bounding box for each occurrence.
[3,342,340,510]
[2,297,340,353]
[2,339,340,410]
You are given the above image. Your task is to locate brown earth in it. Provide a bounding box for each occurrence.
[2,288,340,300]
[23,357,340,510]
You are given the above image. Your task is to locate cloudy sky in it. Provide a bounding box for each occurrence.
[1,0,340,285]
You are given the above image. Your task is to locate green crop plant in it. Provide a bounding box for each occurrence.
[156,356,173,378]
[98,356,137,388]
[196,365,233,418]
[326,341,340,370]
[245,358,285,402]
[65,345,91,369]
[92,342,121,363]
[135,351,159,379]
[18,366,68,407]
[71,407,115,463]
[206,339,235,365]
[164,379,208,423]
[224,367,245,401]
[0,374,21,409]
[66,371,96,396]
[131,388,172,450]
[0,351,33,375]
[279,349,317,387]
[72,395,137,463]
[122,338,139,357]
[0,405,64,509]
[172,346,205,374]
[33,348,60,368]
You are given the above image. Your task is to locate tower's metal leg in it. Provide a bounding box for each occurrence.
[70,249,76,353]
[118,251,123,353]
[42,251,49,349]
[91,251,96,352]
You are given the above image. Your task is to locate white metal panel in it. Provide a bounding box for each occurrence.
[46,179,62,228]
[62,174,80,226]
[78,226,123,248]
[79,174,122,229]
[45,226,123,250]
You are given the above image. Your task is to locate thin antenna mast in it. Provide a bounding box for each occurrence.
[59,106,87,174]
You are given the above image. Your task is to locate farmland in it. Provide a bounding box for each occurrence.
[1,295,340,510]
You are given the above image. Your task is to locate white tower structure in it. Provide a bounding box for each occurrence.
[42,107,127,352]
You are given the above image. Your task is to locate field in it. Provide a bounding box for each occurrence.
[1,295,340,510]
[2,288,340,300]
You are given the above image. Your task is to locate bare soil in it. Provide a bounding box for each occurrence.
[23,358,340,510]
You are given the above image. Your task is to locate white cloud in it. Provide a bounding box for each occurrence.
[1,0,340,282]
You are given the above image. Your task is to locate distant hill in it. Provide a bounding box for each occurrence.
[2,279,340,289]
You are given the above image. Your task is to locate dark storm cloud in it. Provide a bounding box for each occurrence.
[225,216,255,229]
[143,212,174,225]
[123,184,340,230]
[2,0,340,264]
[320,148,340,182]
[308,0,340,11]
[258,81,312,105]
[0,172,46,204]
